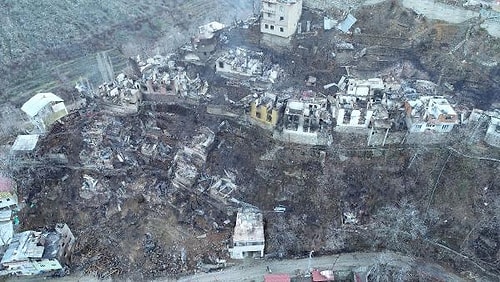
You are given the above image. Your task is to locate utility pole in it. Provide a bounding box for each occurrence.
[308,250,314,272]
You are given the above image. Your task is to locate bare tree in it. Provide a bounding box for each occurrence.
[371,198,434,251]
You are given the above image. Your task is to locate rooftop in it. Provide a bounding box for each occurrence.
[264,274,291,282]
[233,209,264,243]
[21,93,64,118]
[427,97,457,118]
[262,0,299,4]
[11,135,39,152]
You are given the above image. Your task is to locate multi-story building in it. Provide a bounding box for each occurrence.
[276,93,332,145]
[333,78,385,129]
[249,93,282,127]
[0,224,75,276]
[261,0,302,38]
[404,96,458,133]
[229,209,265,259]
[21,93,68,133]
[485,113,500,148]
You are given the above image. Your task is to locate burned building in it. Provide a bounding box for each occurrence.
[261,0,303,38]
[333,78,385,129]
[169,127,215,190]
[405,96,458,133]
[0,175,18,212]
[21,93,68,133]
[0,223,75,276]
[191,21,225,61]
[485,112,500,148]
[216,48,264,78]
[229,208,265,259]
[215,48,281,88]
[249,93,282,128]
[278,92,331,145]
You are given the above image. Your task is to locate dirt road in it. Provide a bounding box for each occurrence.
[177,252,465,282]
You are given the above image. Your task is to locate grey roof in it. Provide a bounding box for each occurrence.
[11,135,39,152]
[338,14,357,33]
[1,231,43,264]
[21,93,64,118]
[0,216,13,247]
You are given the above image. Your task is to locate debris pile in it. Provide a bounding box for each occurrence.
[169,127,215,190]
[215,47,282,89]
[0,223,75,276]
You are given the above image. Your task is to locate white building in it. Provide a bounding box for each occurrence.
[333,78,384,129]
[21,93,68,133]
[284,97,329,131]
[405,96,458,133]
[11,135,39,153]
[229,209,265,259]
[485,115,500,148]
[215,48,264,78]
[0,224,75,276]
[0,210,13,247]
[261,0,302,38]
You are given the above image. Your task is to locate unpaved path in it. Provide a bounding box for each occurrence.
[400,0,479,24]
[176,251,465,282]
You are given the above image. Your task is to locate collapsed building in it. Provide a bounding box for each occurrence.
[0,224,75,276]
[0,175,17,247]
[228,208,265,259]
[260,0,303,38]
[169,127,215,190]
[404,96,458,133]
[0,175,18,212]
[484,111,500,148]
[93,53,210,114]
[215,48,281,88]
[21,93,68,133]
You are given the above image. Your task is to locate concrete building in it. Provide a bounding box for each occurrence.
[249,93,282,127]
[0,223,75,276]
[333,78,385,129]
[404,96,458,133]
[0,210,13,247]
[21,93,68,133]
[216,48,264,78]
[277,93,331,145]
[283,97,329,134]
[335,106,373,128]
[339,77,385,103]
[0,175,18,247]
[0,175,18,212]
[485,115,500,148]
[215,48,280,87]
[191,22,225,61]
[229,209,265,259]
[11,135,39,153]
[261,0,302,38]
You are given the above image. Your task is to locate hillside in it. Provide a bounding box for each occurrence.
[0,0,255,102]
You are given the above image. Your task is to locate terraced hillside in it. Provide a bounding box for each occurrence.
[0,0,255,103]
